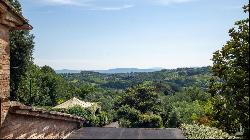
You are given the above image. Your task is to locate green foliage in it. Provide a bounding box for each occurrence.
[76,84,96,100]
[115,83,163,128]
[16,64,73,106]
[168,101,206,127]
[210,4,249,136]
[118,118,133,128]
[8,0,22,13]
[9,0,237,131]
[65,105,110,127]
[56,67,212,126]
[16,64,44,105]
[8,0,249,135]
[65,105,96,126]
[9,30,35,101]
[136,114,163,128]
[60,67,211,93]
[116,105,163,128]
[180,124,239,139]
[9,0,35,101]
[96,111,111,126]
[167,86,211,103]
[116,105,140,127]
[161,86,212,128]
[67,105,92,118]
[115,83,162,114]
[40,66,60,106]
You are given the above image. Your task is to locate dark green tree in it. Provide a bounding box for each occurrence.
[115,82,162,114]
[210,4,249,137]
[40,66,60,106]
[8,0,35,101]
[16,64,47,106]
[114,83,163,128]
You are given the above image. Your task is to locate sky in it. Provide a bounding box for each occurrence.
[19,0,248,70]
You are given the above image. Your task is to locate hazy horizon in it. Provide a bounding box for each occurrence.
[55,65,210,71]
[20,0,248,70]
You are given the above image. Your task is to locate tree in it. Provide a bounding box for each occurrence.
[210,4,249,137]
[76,84,96,100]
[9,0,35,101]
[116,105,140,127]
[16,64,45,105]
[114,83,163,128]
[40,66,61,106]
[115,82,162,114]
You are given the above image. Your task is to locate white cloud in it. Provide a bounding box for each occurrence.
[38,0,195,10]
[40,0,195,6]
[90,4,134,11]
[39,0,134,10]
[42,0,80,5]
[149,0,195,5]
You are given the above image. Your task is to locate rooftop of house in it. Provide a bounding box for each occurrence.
[53,97,98,109]
[0,0,32,30]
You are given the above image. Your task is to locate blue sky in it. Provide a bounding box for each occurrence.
[20,0,248,70]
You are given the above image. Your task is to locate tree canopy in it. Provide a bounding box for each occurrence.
[210,4,249,137]
[9,0,35,101]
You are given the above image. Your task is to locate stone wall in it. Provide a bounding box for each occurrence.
[0,102,84,139]
[1,113,78,139]
[0,24,10,126]
[0,0,32,127]
[0,24,9,99]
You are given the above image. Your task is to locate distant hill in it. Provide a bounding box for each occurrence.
[55,69,81,74]
[59,66,211,91]
[56,68,163,74]
[94,68,163,74]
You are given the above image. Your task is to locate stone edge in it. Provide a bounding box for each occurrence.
[8,101,85,123]
[0,0,28,23]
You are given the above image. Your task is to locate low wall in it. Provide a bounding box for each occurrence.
[0,102,84,139]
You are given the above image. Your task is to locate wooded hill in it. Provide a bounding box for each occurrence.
[59,66,211,94]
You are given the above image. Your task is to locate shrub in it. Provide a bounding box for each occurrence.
[65,105,111,127]
[136,114,163,128]
[66,105,92,118]
[167,101,206,127]
[96,111,111,126]
[180,124,240,139]
[119,118,132,128]
[117,105,140,127]
[65,105,98,127]
[196,116,212,126]
[117,105,140,122]
[117,105,163,128]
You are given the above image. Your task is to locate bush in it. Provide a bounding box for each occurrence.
[117,105,163,128]
[180,124,240,139]
[65,105,111,127]
[136,114,163,128]
[166,101,206,127]
[117,105,140,127]
[117,105,140,123]
[66,105,92,118]
[118,118,132,128]
[96,111,111,126]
